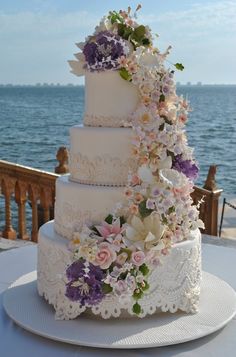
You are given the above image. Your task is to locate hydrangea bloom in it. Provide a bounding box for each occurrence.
[83,31,129,71]
[172,154,199,181]
[65,259,104,306]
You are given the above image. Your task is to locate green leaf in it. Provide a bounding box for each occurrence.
[120,248,132,259]
[163,116,173,125]
[120,271,128,280]
[133,25,146,41]
[105,214,113,224]
[123,26,133,40]
[159,94,165,102]
[138,200,153,218]
[168,206,175,214]
[102,283,113,294]
[159,123,165,131]
[119,68,132,81]
[91,225,101,236]
[117,23,126,37]
[166,150,175,159]
[161,214,168,225]
[174,63,184,71]
[142,281,150,291]
[142,38,151,46]
[120,216,126,226]
[139,263,149,276]
[108,11,124,25]
[133,289,144,300]
[132,302,142,315]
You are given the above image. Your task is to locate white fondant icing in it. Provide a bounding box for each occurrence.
[84,71,139,127]
[69,126,138,186]
[54,175,125,240]
[37,221,201,320]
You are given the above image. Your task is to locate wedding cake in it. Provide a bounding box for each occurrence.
[37,6,203,320]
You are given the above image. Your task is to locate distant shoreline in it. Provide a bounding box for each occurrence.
[1,84,236,88]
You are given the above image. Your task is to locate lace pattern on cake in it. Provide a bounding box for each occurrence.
[54,202,106,240]
[84,114,132,128]
[37,235,86,320]
[69,152,138,186]
[38,231,201,320]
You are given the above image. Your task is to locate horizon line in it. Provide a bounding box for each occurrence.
[1,83,236,87]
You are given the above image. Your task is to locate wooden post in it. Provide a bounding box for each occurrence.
[1,178,17,239]
[28,184,40,242]
[55,147,69,174]
[15,181,29,240]
[40,187,53,224]
[203,165,223,236]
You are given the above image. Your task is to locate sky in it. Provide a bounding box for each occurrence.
[0,0,236,85]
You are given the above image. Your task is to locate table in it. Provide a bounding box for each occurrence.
[0,239,236,357]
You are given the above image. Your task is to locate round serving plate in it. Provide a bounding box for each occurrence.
[3,271,236,349]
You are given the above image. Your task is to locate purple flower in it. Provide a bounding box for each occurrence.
[172,154,199,181]
[65,259,104,306]
[83,31,129,71]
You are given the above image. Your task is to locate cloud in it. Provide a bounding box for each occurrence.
[0,10,99,38]
[0,1,235,84]
[140,1,236,84]
[142,1,236,34]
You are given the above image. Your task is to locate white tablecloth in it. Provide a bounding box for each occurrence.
[0,243,236,357]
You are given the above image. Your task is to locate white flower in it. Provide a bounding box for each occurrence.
[138,165,156,184]
[125,213,166,250]
[68,59,85,77]
[155,156,172,170]
[93,16,109,34]
[138,48,163,70]
[159,168,187,188]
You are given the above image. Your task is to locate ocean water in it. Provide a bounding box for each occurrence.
[0,85,235,197]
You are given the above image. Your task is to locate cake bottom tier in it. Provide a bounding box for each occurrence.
[37,221,202,320]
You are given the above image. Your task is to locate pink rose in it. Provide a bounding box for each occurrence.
[131,251,145,267]
[94,242,117,269]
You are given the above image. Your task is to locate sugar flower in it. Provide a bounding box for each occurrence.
[125,213,166,251]
[95,218,124,239]
[131,250,146,266]
[94,242,117,269]
[172,154,199,181]
[159,168,187,188]
[83,31,130,71]
[138,165,156,184]
[65,260,104,306]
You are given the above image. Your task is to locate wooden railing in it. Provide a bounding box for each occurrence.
[0,151,222,242]
[0,147,68,242]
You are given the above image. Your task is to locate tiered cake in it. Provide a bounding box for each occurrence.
[37,7,203,320]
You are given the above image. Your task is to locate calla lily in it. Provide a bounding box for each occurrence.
[159,168,186,188]
[125,213,166,250]
[156,156,172,170]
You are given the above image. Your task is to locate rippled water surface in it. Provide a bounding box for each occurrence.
[0,85,235,195]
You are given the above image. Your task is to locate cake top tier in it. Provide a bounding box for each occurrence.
[68,6,185,127]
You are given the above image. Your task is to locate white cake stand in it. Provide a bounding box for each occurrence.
[3,271,236,349]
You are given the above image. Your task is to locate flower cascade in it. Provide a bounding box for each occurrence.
[66,6,204,316]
